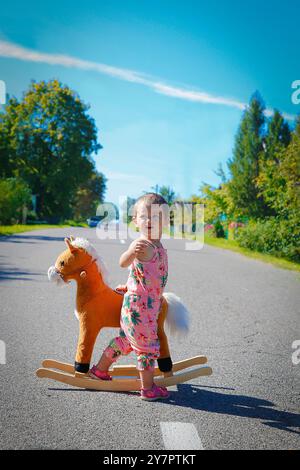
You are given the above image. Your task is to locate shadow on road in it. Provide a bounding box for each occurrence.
[0,234,130,248]
[46,383,300,435]
[0,234,66,244]
[169,384,300,435]
[0,262,44,282]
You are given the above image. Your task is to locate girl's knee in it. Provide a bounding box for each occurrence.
[103,345,121,362]
[105,335,132,358]
[137,354,156,371]
[117,336,132,355]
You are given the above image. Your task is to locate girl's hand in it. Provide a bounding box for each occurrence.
[134,240,154,261]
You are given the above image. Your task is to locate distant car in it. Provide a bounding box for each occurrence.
[87,216,104,228]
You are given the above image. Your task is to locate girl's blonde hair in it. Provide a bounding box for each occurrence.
[132,193,168,219]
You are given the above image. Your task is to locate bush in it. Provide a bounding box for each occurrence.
[63,219,87,227]
[204,221,226,239]
[26,210,39,223]
[228,221,246,240]
[204,224,216,238]
[214,220,226,238]
[0,178,32,225]
[235,217,300,262]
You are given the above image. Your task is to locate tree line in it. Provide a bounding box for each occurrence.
[0,79,106,224]
[1,81,299,262]
[191,92,300,262]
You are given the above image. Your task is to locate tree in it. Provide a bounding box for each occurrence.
[0,97,19,178]
[158,185,177,204]
[0,79,102,220]
[73,171,107,220]
[264,116,300,221]
[227,92,267,218]
[262,110,291,160]
[0,177,32,224]
[196,182,236,224]
[280,116,300,224]
[235,116,300,262]
[214,162,228,184]
[256,110,292,216]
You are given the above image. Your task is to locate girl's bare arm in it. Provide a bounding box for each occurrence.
[119,241,136,268]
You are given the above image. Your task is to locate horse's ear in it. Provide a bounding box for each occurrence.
[65,238,77,253]
[70,235,75,241]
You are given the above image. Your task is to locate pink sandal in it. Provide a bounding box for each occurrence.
[140,384,170,401]
[89,365,112,381]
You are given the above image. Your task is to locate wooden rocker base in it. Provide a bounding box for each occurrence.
[41,355,208,377]
[36,356,212,392]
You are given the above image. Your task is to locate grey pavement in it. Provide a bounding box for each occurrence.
[0,227,299,450]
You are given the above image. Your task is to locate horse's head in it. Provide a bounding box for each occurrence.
[48,236,109,286]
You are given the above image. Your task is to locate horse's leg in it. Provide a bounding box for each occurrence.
[75,316,101,373]
[157,297,173,374]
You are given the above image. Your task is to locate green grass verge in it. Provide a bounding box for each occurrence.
[163,228,300,273]
[202,235,300,273]
[0,222,88,237]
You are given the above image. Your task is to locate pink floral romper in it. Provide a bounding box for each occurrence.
[103,241,168,371]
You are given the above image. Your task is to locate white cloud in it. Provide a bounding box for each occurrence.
[0,39,296,121]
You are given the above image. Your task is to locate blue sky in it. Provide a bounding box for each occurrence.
[0,0,299,205]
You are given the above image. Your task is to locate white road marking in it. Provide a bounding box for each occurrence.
[160,422,204,450]
[0,340,6,364]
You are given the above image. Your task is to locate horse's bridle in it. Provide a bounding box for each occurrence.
[56,258,97,278]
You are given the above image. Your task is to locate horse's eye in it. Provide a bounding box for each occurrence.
[60,261,65,267]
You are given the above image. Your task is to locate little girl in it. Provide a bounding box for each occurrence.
[89,193,170,401]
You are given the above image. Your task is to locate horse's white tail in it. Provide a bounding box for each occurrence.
[162,292,190,337]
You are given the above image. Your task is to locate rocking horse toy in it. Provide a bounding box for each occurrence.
[36,236,212,391]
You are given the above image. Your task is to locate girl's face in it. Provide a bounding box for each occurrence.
[134,203,167,239]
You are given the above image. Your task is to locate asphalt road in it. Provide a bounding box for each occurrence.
[0,227,299,450]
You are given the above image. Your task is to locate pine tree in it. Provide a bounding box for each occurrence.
[263,110,291,161]
[227,92,266,218]
[256,110,291,216]
[278,116,300,221]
